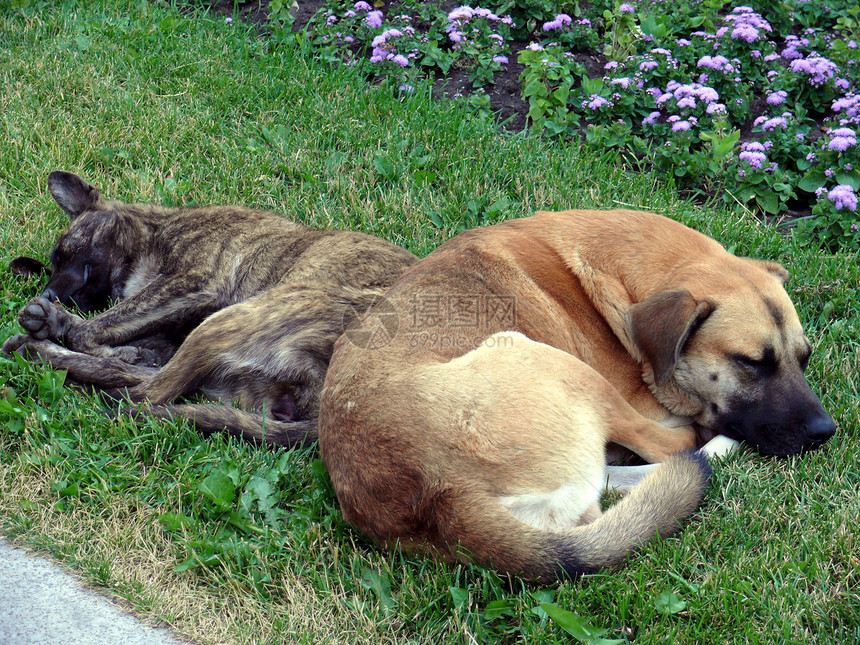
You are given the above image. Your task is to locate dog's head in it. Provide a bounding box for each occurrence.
[24,171,138,313]
[628,257,835,456]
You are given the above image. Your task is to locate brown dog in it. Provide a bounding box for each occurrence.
[3,171,417,446]
[318,209,835,581]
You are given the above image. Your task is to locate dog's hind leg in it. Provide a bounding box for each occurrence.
[135,403,317,447]
[129,287,342,439]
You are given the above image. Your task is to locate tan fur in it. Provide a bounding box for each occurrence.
[318,208,834,581]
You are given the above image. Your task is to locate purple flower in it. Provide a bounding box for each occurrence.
[610,77,632,89]
[365,10,383,29]
[526,42,544,52]
[832,127,857,138]
[761,117,788,131]
[642,111,661,125]
[224,16,233,24]
[790,56,838,86]
[672,120,692,131]
[766,90,788,105]
[827,185,858,211]
[739,150,767,168]
[828,128,857,151]
[353,1,372,11]
[697,55,730,71]
[731,24,759,43]
[493,55,509,65]
[372,29,402,48]
[543,13,572,31]
[584,95,611,110]
[391,54,409,67]
[618,4,635,13]
[447,6,474,22]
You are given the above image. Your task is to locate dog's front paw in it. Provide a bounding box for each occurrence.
[18,297,68,341]
[2,333,33,356]
[699,435,741,459]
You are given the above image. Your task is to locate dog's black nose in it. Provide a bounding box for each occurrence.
[806,414,836,444]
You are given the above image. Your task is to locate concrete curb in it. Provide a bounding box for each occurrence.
[0,538,191,645]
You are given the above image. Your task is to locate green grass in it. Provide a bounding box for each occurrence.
[1,1,858,643]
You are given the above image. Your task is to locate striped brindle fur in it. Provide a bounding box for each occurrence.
[3,171,417,445]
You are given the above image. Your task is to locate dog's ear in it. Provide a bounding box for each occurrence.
[47,171,103,219]
[743,257,790,284]
[9,256,51,277]
[628,290,714,387]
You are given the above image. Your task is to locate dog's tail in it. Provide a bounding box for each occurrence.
[132,404,317,448]
[448,451,710,582]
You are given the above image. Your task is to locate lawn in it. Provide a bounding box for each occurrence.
[0,1,858,644]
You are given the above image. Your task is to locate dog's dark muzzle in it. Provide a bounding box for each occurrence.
[721,383,836,456]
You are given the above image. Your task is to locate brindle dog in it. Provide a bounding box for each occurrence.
[3,171,417,446]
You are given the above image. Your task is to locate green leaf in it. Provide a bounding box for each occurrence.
[412,170,437,186]
[158,512,196,532]
[835,170,860,190]
[523,77,545,98]
[449,586,469,611]
[361,568,396,611]
[199,470,236,508]
[38,369,66,405]
[539,603,623,643]
[655,591,688,615]
[757,190,780,214]
[483,599,516,620]
[372,155,396,180]
[73,35,91,51]
[798,169,826,192]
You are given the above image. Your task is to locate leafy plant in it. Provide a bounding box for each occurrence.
[519,43,583,135]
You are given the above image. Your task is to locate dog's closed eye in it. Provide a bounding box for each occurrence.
[731,348,778,374]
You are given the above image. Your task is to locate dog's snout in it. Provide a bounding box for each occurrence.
[805,414,836,445]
